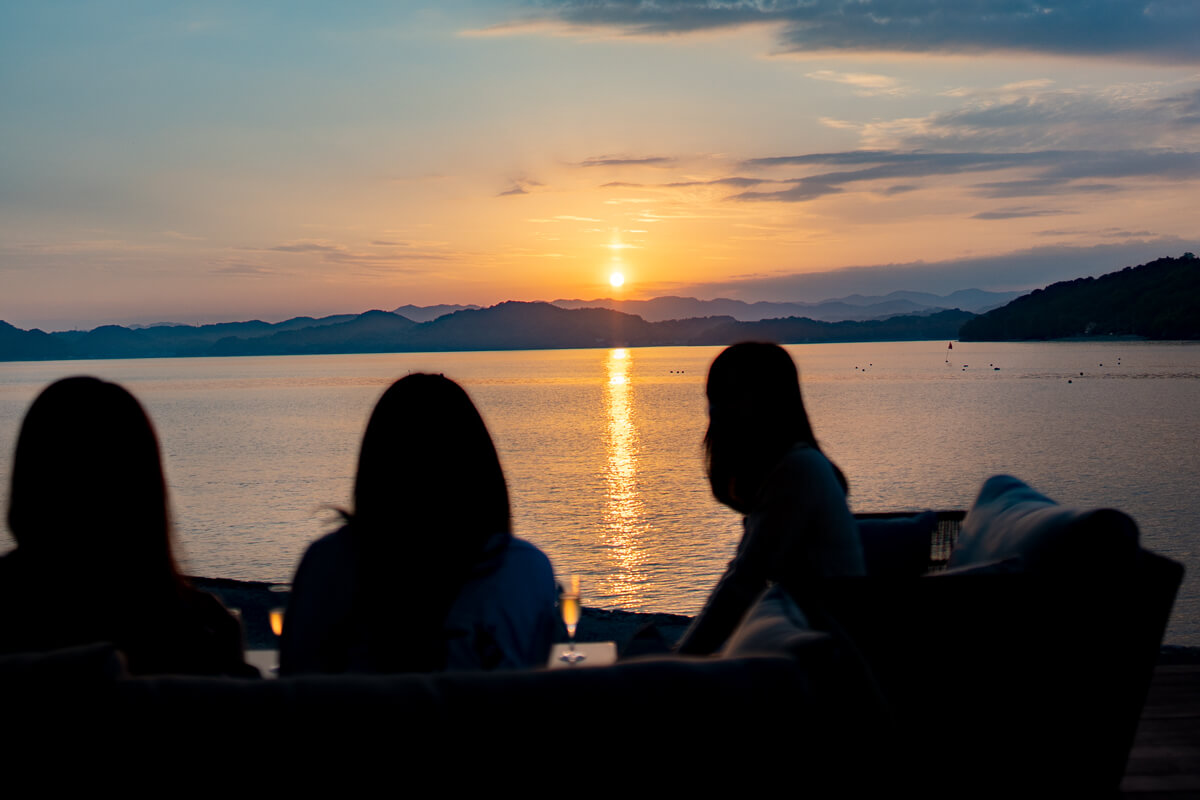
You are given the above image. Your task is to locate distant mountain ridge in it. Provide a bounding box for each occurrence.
[0,302,974,361]
[7,260,1193,361]
[22,313,359,360]
[391,303,480,322]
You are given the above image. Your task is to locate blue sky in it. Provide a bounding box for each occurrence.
[2,1,1197,329]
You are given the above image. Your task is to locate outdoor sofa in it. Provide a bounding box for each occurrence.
[0,475,1182,793]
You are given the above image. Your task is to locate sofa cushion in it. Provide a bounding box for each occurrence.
[932,557,1025,577]
[857,512,938,577]
[0,642,127,684]
[0,643,128,732]
[721,585,830,658]
[949,475,1138,573]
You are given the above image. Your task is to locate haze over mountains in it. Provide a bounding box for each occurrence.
[548,289,1018,323]
[386,290,1016,325]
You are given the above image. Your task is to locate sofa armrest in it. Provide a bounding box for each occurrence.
[806,547,1183,792]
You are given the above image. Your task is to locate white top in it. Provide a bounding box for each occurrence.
[280,527,558,674]
[442,537,559,670]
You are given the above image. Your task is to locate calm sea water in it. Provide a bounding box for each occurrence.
[1,341,1197,644]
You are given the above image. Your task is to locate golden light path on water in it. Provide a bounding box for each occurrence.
[597,348,648,604]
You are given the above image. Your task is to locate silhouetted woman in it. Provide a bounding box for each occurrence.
[280,373,557,674]
[0,377,253,675]
[676,343,864,654]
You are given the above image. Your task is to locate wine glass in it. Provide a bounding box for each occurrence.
[559,575,585,664]
[269,607,285,638]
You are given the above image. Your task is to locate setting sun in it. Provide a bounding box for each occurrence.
[610,272,625,288]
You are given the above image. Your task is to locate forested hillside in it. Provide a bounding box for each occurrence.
[959,255,1200,341]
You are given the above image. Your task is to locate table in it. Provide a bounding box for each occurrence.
[547,642,617,668]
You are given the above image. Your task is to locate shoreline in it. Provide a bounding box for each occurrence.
[193,576,1200,663]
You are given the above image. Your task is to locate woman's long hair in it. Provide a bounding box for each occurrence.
[8,376,185,595]
[704,342,846,514]
[346,373,511,672]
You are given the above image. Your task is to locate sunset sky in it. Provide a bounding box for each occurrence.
[3,1,1198,330]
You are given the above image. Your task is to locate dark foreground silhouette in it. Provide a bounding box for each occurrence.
[677,342,865,654]
[0,376,254,676]
[280,373,557,675]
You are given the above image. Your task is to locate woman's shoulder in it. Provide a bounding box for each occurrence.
[487,537,556,591]
[456,535,556,607]
[445,536,558,670]
[772,443,838,483]
[305,525,353,554]
[293,525,354,574]
[505,537,553,567]
[752,444,854,531]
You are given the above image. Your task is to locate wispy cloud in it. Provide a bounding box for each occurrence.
[972,207,1073,220]
[1037,226,1158,238]
[667,176,770,188]
[601,176,769,189]
[579,155,674,167]
[1157,87,1200,124]
[734,151,1058,201]
[732,149,1199,202]
[510,1,1200,64]
[850,83,1200,152]
[160,230,205,241]
[1102,228,1158,238]
[806,70,908,96]
[268,242,343,254]
[718,78,1200,203]
[250,240,454,270]
[550,78,1199,211]
[941,79,1057,99]
[212,263,277,276]
[498,177,544,197]
[973,179,1121,198]
[5,238,151,258]
[731,178,843,203]
[677,239,1200,301]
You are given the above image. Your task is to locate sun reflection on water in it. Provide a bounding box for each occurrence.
[598,347,647,603]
